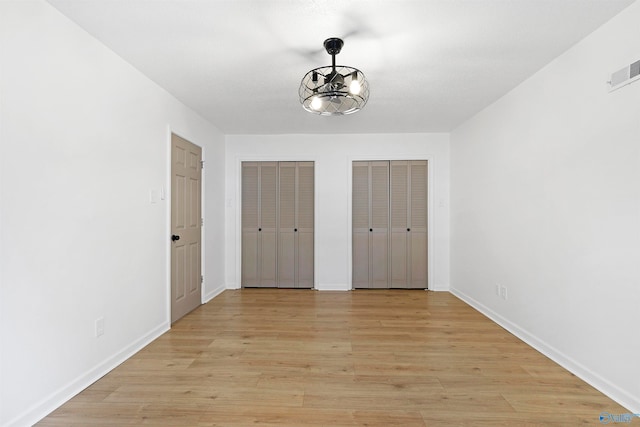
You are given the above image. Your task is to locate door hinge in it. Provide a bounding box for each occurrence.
[200,160,205,169]
[201,275,204,284]
[201,217,204,226]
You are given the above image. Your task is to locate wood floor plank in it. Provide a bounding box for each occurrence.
[37,289,628,426]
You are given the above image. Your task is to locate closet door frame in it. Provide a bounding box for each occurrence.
[348,156,433,290]
[237,158,316,289]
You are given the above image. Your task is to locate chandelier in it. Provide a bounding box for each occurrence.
[299,38,370,116]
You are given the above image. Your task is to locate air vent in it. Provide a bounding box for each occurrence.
[608,59,640,92]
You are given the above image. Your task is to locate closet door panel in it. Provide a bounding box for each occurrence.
[241,163,259,287]
[370,161,389,288]
[260,162,278,286]
[278,162,296,288]
[390,161,409,288]
[352,162,370,288]
[297,162,314,288]
[409,161,428,289]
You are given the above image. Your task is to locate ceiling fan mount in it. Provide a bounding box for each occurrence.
[323,37,344,56]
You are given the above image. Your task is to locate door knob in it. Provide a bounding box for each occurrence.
[171,234,180,241]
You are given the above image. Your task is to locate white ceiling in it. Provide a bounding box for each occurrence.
[47,0,634,135]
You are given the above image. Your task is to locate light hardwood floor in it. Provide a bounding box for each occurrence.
[39,290,627,426]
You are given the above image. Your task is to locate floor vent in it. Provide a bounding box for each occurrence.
[608,59,640,92]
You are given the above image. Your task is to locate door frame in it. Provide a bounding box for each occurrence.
[347,155,434,290]
[166,129,205,324]
[234,156,317,290]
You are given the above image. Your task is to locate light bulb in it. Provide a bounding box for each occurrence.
[310,96,322,110]
[349,80,361,95]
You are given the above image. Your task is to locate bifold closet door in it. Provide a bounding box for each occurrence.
[390,160,428,289]
[278,162,314,288]
[242,161,313,288]
[352,161,389,289]
[242,162,277,287]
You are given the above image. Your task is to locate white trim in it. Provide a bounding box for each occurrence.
[5,323,169,427]
[165,126,173,326]
[450,287,640,413]
[203,283,226,303]
[316,283,351,291]
[346,155,435,290]
[226,282,240,290]
[428,283,450,291]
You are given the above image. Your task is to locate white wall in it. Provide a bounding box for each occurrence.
[450,1,640,412]
[225,134,450,291]
[0,2,225,425]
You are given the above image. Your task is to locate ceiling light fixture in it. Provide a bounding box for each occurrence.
[299,38,369,116]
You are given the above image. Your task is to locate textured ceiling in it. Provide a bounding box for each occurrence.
[47,0,634,134]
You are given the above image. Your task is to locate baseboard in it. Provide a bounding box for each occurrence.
[225,282,240,290]
[428,283,450,291]
[449,287,640,413]
[5,322,170,427]
[203,283,226,303]
[316,283,351,291]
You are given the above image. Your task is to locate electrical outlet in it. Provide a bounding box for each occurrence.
[500,286,508,300]
[95,317,105,337]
